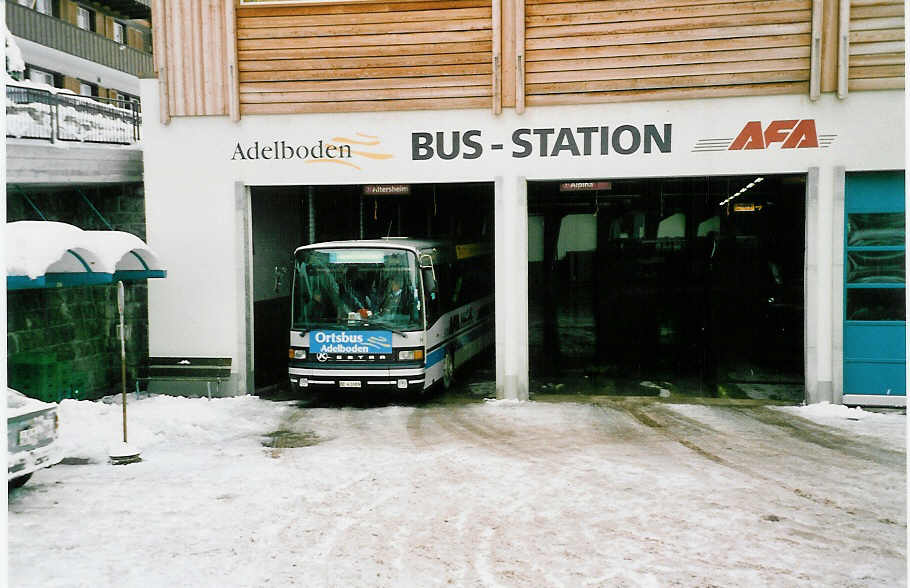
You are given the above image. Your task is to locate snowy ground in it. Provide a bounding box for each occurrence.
[7,391,906,587]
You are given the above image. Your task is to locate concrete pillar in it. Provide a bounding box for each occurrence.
[831,167,846,404]
[237,181,253,396]
[495,175,529,401]
[805,166,834,404]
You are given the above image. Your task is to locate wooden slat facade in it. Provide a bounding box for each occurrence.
[847,0,904,91]
[236,0,495,114]
[151,0,904,121]
[153,0,236,120]
[523,0,816,105]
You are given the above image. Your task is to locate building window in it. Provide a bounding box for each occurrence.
[26,66,57,88]
[113,91,141,112]
[78,81,98,97]
[76,6,95,32]
[113,21,126,44]
[20,0,54,15]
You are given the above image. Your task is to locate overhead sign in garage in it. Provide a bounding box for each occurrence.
[560,181,612,192]
[363,185,410,196]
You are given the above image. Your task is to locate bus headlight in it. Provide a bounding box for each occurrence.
[289,349,306,360]
[398,350,424,361]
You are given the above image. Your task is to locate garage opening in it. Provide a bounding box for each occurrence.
[528,175,805,400]
[250,182,494,394]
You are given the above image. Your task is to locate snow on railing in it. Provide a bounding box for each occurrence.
[6,80,141,145]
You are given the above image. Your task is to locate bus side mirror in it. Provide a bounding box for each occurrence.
[419,253,438,300]
[422,266,438,300]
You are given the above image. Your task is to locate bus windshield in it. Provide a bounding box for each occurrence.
[292,248,422,331]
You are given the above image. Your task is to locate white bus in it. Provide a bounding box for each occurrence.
[288,238,493,395]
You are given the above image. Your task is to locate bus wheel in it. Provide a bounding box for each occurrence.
[442,349,455,390]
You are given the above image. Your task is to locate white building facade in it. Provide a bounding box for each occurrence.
[140,75,905,405]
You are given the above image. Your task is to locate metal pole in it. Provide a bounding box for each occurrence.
[118,281,127,443]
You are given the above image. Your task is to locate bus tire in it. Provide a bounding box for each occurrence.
[8,473,32,490]
[442,349,455,390]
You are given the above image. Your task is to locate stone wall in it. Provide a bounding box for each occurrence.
[7,183,151,401]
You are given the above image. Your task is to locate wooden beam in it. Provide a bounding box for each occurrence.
[516,0,525,113]
[238,30,492,50]
[526,58,810,83]
[527,46,810,72]
[151,0,170,125]
[526,81,809,105]
[237,18,493,39]
[238,41,493,61]
[820,0,838,92]
[525,11,813,38]
[527,1,811,25]
[501,0,516,106]
[240,96,489,115]
[526,22,812,50]
[492,0,502,113]
[528,34,810,60]
[527,0,793,12]
[237,7,492,27]
[837,0,849,97]
[226,0,241,121]
[239,74,491,93]
[241,85,492,103]
[848,77,903,90]
[239,64,492,82]
[526,69,808,94]
[239,52,492,71]
[809,0,822,99]
[238,0,489,18]
[193,0,205,114]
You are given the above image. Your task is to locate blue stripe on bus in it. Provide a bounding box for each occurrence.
[425,321,491,368]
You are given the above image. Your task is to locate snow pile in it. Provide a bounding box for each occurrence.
[5,25,25,75]
[55,394,292,462]
[773,401,907,450]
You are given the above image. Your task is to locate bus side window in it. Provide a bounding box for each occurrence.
[423,266,440,325]
[451,276,463,305]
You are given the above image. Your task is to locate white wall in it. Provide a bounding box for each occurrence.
[139,78,904,398]
[16,37,140,94]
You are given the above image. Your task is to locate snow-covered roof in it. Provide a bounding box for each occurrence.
[6,221,166,289]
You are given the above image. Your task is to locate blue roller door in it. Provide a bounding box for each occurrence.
[844,171,906,402]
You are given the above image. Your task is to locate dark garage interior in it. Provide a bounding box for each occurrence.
[528,175,806,400]
[250,183,494,393]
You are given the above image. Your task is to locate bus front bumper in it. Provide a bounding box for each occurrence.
[289,366,426,392]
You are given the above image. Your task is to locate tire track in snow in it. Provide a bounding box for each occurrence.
[424,406,611,587]
[734,405,906,468]
[609,400,905,548]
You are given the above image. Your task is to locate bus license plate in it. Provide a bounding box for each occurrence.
[339,381,361,388]
[18,427,39,446]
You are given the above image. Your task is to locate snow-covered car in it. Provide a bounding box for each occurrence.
[7,388,62,489]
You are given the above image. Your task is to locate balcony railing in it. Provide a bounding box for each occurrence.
[6,85,142,145]
[6,1,153,78]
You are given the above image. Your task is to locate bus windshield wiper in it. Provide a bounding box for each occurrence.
[364,320,409,337]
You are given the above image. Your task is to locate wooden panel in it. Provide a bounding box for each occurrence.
[241,97,489,114]
[237,0,495,114]
[151,0,234,118]
[524,0,816,102]
[847,0,904,91]
[527,81,809,106]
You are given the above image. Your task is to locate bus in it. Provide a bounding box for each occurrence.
[288,238,493,395]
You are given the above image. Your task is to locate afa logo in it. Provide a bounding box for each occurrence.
[692,120,836,152]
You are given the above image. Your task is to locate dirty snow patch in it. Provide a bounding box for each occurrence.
[772,402,906,450]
